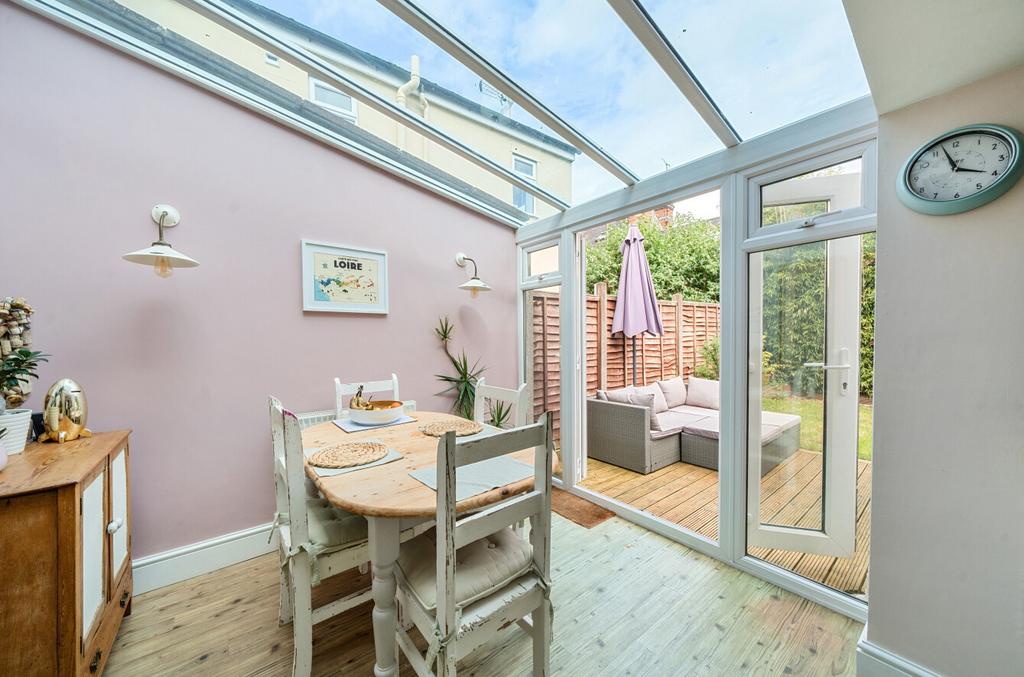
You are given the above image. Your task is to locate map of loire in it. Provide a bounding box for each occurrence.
[313,252,379,304]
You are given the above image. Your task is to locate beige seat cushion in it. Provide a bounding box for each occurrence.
[397,527,533,612]
[604,386,637,404]
[634,384,668,413]
[305,498,368,550]
[656,376,687,408]
[651,410,707,433]
[686,377,720,410]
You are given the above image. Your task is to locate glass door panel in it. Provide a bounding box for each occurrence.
[747,235,861,557]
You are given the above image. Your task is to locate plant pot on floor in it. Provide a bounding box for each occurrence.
[0,408,33,455]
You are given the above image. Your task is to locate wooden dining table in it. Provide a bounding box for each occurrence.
[301,410,536,677]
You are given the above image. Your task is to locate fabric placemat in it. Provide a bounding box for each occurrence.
[304,445,403,477]
[409,456,534,502]
[333,414,416,433]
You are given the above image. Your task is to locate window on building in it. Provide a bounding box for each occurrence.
[309,78,357,123]
[512,154,537,215]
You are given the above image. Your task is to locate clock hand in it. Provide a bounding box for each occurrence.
[941,145,958,171]
[956,167,986,173]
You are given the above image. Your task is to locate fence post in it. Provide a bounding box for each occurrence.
[595,282,608,391]
[673,293,684,378]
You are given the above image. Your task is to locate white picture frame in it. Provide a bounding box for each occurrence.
[301,239,389,314]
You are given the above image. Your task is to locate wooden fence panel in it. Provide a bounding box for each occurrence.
[528,283,721,428]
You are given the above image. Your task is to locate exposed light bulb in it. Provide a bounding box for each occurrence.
[470,287,479,298]
[153,257,173,278]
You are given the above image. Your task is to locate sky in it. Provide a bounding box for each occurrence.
[255,0,869,206]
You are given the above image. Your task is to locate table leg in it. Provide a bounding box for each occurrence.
[368,517,401,677]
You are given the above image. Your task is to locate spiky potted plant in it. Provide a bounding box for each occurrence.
[434,316,484,419]
[0,348,49,454]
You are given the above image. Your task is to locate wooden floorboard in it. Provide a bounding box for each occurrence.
[106,515,861,676]
[580,450,872,596]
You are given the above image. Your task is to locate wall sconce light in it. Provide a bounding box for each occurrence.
[122,204,199,278]
[455,252,491,298]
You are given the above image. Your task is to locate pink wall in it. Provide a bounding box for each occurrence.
[0,5,519,557]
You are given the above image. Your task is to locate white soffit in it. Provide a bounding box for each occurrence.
[843,0,1024,114]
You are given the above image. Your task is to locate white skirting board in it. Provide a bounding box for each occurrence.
[132,522,278,595]
[857,626,941,677]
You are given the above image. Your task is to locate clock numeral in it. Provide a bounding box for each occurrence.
[918,187,926,195]
[912,175,919,183]
[921,161,930,168]
[932,151,939,158]
[952,140,960,148]
[998,154,1006,161]
[933,192,938,199]
[954,192,960,199]
[976,183,983,190]
[992,143,998,150]
[992,170,999,176]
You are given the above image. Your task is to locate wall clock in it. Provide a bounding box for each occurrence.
[897,123,1023,215]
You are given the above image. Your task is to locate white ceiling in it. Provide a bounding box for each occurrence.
[843,0,1024,113]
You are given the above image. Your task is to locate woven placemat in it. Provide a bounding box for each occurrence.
[308,441,389,468]
[419,419,484,438]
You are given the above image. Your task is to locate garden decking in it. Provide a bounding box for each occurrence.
[580,449,871,597]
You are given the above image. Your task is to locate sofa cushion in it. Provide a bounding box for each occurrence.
[682,415,720,440]
[652,410,708,433]
[630,392,656,412]
[686,377,720,411]
[604,386,637,404]
[669,404,719,418]
[656,376,687,408]
[634,384,668,413]
[760,411,801,432]
[595,390,608,400]
[396,527,533,612]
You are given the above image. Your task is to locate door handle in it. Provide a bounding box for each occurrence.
[106,518,124,535]
[804,348,852,394]
[802,362,851,370]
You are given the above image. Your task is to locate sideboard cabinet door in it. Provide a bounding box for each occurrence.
[109,447,130,586]
[81,467,107,644]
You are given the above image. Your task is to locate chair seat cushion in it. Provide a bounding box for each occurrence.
[397,527,533,612]
[305,498,368,550]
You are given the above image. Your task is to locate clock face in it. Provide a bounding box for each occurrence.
[906,129,1014,201]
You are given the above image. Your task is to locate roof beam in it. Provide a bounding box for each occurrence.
[375,0,641,186]
[183,0,570,212]
[606,0,741,147]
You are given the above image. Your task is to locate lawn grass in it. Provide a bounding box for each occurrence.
[762,396,873,460]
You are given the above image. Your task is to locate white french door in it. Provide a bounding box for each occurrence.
[746,234,861,557]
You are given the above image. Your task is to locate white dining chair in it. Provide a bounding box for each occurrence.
[473,377,531,428]
[269,396,373,676]
[334,373,416,419]
[394,414,555,677]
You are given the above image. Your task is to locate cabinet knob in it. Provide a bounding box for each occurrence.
[89,649,102,673]
[106,518,124,535]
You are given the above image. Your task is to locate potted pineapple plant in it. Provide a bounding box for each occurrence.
[0,348,48,455]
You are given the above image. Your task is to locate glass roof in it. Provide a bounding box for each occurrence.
[411,0,725,202]
[106,0,872,221]
[644,0,870,139]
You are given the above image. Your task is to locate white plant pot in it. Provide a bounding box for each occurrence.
[0,408,33,455]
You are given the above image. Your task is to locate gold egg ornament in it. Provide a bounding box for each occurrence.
[39,378,93,444]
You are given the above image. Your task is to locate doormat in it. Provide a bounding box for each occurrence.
[551,488,614,529]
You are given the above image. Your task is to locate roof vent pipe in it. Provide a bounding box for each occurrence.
[396,55,422,151]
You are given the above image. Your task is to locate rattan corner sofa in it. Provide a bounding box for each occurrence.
[586,378,801,476]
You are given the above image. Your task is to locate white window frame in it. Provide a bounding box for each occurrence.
[746,139,877,243]
[512,154,538,216]
[517,99,878,623]
[309,76,358,123]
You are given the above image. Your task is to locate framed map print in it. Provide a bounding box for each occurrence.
[301,240,389,314]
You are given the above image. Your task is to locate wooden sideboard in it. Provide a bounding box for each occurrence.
[0,431,132,676]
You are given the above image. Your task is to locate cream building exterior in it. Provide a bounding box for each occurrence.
[120,0,577,218]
